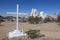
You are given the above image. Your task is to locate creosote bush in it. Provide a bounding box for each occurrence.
[28,16,42,24]
[57,15,60,23]
[26,30,40,39]
[43,17,51,23]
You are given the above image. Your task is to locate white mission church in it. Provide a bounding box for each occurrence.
[30,8,47,19]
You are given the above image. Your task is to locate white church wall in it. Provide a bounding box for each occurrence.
[30,9,38,17]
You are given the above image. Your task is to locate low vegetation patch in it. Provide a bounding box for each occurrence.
[28,16,42,24]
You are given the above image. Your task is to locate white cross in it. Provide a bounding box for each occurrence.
[7,4,28,30]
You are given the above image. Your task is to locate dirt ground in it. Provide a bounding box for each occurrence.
[0,22,60,40]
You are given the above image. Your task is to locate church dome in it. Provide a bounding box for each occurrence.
[39,11,47,19]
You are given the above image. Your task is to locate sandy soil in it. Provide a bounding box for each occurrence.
[0,22,60,40]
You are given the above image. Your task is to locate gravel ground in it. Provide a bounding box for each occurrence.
[0,22,60,40]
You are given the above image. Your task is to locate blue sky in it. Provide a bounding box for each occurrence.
[0,0,60,16]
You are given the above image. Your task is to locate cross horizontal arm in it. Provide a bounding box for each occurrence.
[7,12,28,15]
[7,12,17,14]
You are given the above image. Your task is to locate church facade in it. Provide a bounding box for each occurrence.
[30,9,47,19]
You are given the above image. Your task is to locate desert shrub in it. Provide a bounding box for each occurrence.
[57,15,60,25]
[43,17,51,23]
[51,18,56,22]
[28,16,42,24]
[58,23,60,25]
[26,30,40,39]
[39,34,45,37]
[20,17,27,22]
[57,15,60,23]
[0,16,4,25]
[2,37,9,40]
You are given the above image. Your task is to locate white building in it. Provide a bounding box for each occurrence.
[51,16,57,20]
[30,9,38,17]
[30,9,47,19]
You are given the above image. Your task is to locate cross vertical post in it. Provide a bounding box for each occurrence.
[16,4,19,30]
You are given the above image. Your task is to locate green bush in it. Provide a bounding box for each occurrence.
[0,16,4,25]
[26,30,40,39]
[57,15,60,22]
[43,17,51,23]
[28,16,42,24]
